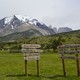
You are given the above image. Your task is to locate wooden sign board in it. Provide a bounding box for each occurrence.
[22,44,41,60]
[22,49,41,53]
[60,56,75,59]
[24,56,40,60]
[58,44,80,54]
[22,44,41,49]
[58,44,80,49]
[23,53,40,60]
[58,51,80,54]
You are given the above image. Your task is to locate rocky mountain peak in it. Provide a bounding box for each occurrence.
[0,15,55,36]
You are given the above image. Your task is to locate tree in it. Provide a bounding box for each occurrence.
[50,36,63,52]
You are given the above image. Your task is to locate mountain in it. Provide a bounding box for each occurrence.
[0,15,55,36]
[52,27,72,33]
[57,27,72,33]
[52,27,57,33]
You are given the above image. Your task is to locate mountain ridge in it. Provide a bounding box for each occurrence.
[0,29,80,42]
[53,27,72,33]
[0,15,55,36]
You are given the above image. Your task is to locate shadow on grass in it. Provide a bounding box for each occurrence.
[6,74,64,79]
[6,74,25,77]
[6,74,39,77]
[41,75,64,79]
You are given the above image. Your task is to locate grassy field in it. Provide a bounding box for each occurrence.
[0,51,80,80]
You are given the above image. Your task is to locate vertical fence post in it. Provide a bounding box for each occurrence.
[62,54,66,76]
[25,60,28,76]
[37,60,40,77]
[76,54,79,77]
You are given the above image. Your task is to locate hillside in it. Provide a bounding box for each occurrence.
[16,29,80,45]
[0,29,80,43]
[0,29,43,41]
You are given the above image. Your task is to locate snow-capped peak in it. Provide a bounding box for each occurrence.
[0,14,49,30]
[4,14,34,25]
[14,14,32,22]
[0,14,55,37]
[5,16,13,24]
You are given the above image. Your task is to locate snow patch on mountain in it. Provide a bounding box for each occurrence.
[11,25,14,29]
[15,15,31,22]
[5,16,13,24]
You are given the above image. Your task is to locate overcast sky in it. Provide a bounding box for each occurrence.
[0,0,80,30]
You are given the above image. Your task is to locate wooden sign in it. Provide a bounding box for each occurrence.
[22,44,41,48]
[60,56,75,59]
[24,56,40,60]
[57,44,80,77]
[58,44,80,48]
[22,49,41,53]
[58,44,80,54]
[58,50,80,54]
[22,44,41,77]
[22,44,41,60]
[23,53,40,60]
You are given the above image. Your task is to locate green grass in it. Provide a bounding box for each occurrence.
[0,51,80,80]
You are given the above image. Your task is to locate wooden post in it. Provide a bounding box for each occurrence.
[37,60,40,77]
[62,54,66,76]
[25,60,28,76]
[76,54,80,77]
